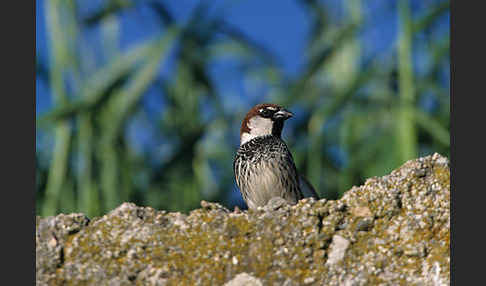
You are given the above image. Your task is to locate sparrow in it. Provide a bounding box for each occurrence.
[233,103,319,210]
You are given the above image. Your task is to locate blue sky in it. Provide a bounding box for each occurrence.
[37,0,311,114]
[36,0,423,114]
[37,0,450,114]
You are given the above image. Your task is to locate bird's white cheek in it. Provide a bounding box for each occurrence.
[248,117,273,135]
[240,117,273,145]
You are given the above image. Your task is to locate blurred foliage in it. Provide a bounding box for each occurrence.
[36,0,450,217]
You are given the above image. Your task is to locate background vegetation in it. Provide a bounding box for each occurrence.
[36,0,450,217]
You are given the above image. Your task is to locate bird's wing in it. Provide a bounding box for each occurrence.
[298,174,320,199]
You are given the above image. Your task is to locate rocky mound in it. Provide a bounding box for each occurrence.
[36,153,450,285]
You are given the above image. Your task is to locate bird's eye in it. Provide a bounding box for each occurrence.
[259,109,272,118]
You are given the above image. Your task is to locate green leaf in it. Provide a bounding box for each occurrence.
[37,38,168,126]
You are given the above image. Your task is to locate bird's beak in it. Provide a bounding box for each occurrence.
[273,109,294,120]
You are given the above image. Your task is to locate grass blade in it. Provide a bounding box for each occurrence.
[41,0,72,216]
[396,0,417,164]
[99,28,179,211]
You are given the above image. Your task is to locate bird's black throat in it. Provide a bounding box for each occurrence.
[271,120,284,138]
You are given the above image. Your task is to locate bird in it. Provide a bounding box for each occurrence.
[233,103,319,210]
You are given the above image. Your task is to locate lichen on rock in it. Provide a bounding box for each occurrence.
[36,153,450,285]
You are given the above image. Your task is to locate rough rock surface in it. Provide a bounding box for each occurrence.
[36,153,450,285]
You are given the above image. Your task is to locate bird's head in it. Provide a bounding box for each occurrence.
[239,103,294,145]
